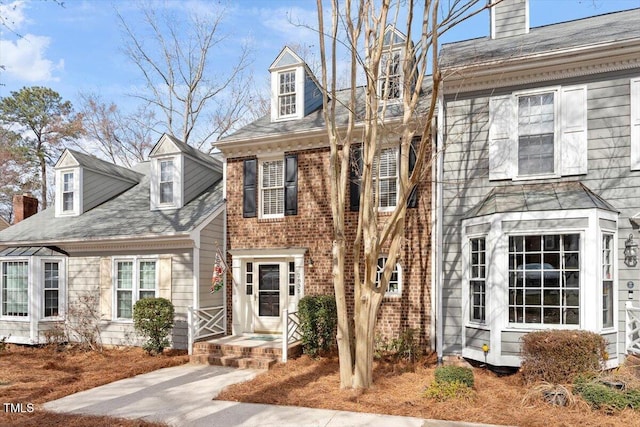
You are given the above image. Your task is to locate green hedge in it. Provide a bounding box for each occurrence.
[297,295,337,357]
[434,365,475,388]
[133,297,175,355]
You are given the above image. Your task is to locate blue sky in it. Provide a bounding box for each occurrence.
[1,0,639,112]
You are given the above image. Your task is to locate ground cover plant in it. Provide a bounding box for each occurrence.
[0,343,188,426]
[217,353,640,427]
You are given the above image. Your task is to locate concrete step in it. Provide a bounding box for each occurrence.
[190,353,278,370]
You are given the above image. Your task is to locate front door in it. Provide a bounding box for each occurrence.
[254,264,281,332]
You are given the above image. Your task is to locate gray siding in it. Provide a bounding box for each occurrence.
[465,327,490,351]
[199,214,225,309]
[304,73,323,116]
[0,321,29,341]
[82,169,135,213]
[492,0,528,39]
[501,330,524,356]
[183,157,220,205]
[441,70,640,363]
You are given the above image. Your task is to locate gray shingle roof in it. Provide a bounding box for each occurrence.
[441,8,640,68]
[64,149,142,183]
[0,162,224,244]
[465,182,618,219]
[220,81,434,143]
[162,134,221,168]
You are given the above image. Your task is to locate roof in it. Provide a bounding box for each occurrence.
[160,134,221,169]
[0,246,68,257]
[0,162,224,244]
[62,149,143,183]
[465,182,618,219]
[219,80,434,144]
[441,8,640,68]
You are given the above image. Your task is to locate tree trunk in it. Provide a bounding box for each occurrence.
[353,283,383,389]
[332,238,354,388]
[39,151,47,210]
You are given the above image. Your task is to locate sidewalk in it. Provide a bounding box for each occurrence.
[43,364,504,427]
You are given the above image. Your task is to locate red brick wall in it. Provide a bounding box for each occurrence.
[226,146,432,347]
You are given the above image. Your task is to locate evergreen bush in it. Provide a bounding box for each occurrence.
[297,295,337,357]
[133,297,175,355]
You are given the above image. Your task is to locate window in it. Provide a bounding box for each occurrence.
[470,238,486,323]
[373,147,398,209]
[288,262,296,296]
[602,234,614,328]
[261,159,284,217]
[44,262,60,317]
[2,261,28,317]
[245,262,253,295]
[279,71,296,117]
[159,160,174,204]
[115,259,157,319]
[508,234,580,325]
[62,172,74,212]
[376,256,401,296]
[517,92,555,176]
[380,50,401,100]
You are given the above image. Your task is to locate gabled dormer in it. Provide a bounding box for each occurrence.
[54,149,142,218]
[149,134,222,211]
[269,46,322,122]
[379,25,409,102]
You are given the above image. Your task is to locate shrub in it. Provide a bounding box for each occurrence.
[375,328,421,363]
[573,380,630,413]
[65,293,103,351]
[434,365,475,388]
[0,335,9,354]
[133,298,175,355]
[522,382,576,407]
[297,295,337,357]
[424,380,474,402]
[520,330,607,384]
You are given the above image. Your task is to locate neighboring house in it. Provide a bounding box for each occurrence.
[0,134,225,349]
[216,30,434,343]
[437,0,640,368]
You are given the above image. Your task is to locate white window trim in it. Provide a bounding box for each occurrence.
[112,256,159,321]
[631,77,640,171]
[40,258,66,321]
[376,255,402,297]
[277,70,297,119]
[468,236,487,325]
[150,155,183,210]
[374,145,400,212]
[258,155,285,219]
[55,167,82,217]
[270,66,304,122]
[601,232,616,331]
[378,47,403,103]
[512,87,561,180]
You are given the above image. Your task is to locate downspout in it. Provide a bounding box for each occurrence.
[222,156,228,334]
[435,93,445,365]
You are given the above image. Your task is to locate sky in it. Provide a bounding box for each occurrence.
[1,0,639,117]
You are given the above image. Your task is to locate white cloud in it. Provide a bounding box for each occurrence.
[0,0,27,35]
[259,6,320,46]
[0,34,63,82]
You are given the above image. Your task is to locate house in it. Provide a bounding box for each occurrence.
[215,32,434,345]
[436,0,640,368]
[0,134,225,350]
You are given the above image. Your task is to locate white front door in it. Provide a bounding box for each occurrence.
[253,263,283,333]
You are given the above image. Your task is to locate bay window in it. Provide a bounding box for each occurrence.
[2,261,28,317]
[470,238,486,323]
[43,261,60,317]
[602,234,614,329]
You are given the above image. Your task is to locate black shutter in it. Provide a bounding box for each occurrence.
[284,154,298,216]
[243,158,257,218]
[407,136,419,208]
[349,145,362,212]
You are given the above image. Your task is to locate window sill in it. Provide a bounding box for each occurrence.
[258,217,285,223]
[506,324,581,331]
[0,316,30,322]
[466,323,490,330]
[512,173,560,181]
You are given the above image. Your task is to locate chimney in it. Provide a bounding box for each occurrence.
[490,0,529,40]
[13,193,39,224]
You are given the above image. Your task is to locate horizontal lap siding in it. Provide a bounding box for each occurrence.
[199,214,225,309]
[184,157,219,204]
[465,327,490,351]
[82,170,134,212]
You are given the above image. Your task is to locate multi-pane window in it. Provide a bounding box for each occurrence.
[159,160,174,204]
[380,50,401,100]
[261,159,284,217]
[470,238,486,323]
[509,234,580,325]
[288,262,296,296]
[115,259,157,319]
[44,262,60,317]
[2,261,28,317]
[376,257,401,296]
[245,262,253,295]
[279,71,296,116]
[518,93,555,176]
[602,234,614,328]
[373,147,398,209]
[62,172,74,212]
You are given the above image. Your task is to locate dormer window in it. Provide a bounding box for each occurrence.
[159,160,174,204]
[380,50,401,100]
[279,71,297,117]
[62,172,75,212]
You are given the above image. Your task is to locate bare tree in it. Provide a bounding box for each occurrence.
[117,1,252,152]
[77,93,159,167]
[316,0,496,389]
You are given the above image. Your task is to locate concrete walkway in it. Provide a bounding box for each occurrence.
[43,364,503,427]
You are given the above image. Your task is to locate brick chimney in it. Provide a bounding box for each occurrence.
[490,0,529,40]
[13,193,39,224]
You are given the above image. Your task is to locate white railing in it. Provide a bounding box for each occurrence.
[282,308,302,362]
[188,305,225,352]
[627,302,640,355]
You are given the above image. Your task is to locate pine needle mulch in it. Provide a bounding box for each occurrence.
[217,353,640,427]
[0,344,189,426]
